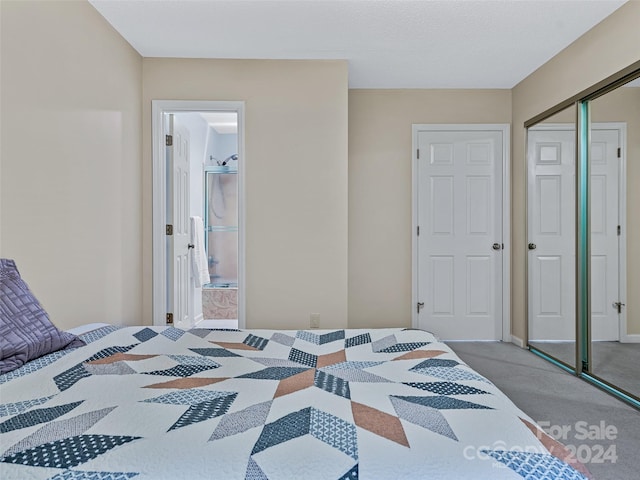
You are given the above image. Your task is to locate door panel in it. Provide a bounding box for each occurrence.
[466,256,491,314]
[467,176,490,234]
[169,115,192,328]
[537,176,561,234]
[431,256,454,315]
[538,256,562,315]
[431,176,454,234]
[528,127,575,342]
[417,129,503,340]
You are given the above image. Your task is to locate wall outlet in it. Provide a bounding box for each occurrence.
[310,313,320,329]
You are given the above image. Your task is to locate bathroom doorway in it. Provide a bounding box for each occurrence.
[152,101,245,329]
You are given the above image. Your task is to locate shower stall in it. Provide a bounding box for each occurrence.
[202,127,239,322]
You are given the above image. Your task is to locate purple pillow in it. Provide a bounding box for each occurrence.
[0,258,85,374]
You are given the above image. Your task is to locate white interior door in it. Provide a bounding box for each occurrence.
[590,128,620,341]
[416,128,504,340]
[527,126,576,342]
[527,124,620,342]
[168,114,192,328]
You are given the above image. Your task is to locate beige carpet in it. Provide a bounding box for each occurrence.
[449,341,640,480]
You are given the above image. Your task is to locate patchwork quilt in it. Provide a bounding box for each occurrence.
[0,327,591,480]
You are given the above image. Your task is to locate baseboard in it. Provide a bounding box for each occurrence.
[66,323,111,335]
[510,335,525,348]
[621,334,640,343]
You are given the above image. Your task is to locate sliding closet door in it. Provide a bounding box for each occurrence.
[525,66,640,408]
[587,82,639,402]
[527,106,577,368]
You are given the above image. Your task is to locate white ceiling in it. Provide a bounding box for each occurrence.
[200,112,238,134]
[89,0,627,89]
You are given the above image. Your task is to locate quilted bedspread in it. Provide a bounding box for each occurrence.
[0,326,590,480]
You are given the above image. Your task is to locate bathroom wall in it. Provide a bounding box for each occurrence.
[206,128,238,167]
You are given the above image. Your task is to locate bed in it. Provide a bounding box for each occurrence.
[1,325,592,480]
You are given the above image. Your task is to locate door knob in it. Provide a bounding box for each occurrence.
[492,243,501,250]
[188,244,195,250]
[528,243,536,250]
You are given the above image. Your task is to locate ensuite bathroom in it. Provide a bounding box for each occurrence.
[174,111,239,329]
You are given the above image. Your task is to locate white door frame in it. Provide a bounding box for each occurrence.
[611,123,631,343]
[411,124,511,342]
[152,100,246,328]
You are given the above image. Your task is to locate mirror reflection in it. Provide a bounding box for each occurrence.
[527,105,577,368]
[588,76,640,400]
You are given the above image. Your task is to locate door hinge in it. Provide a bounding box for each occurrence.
[166,224,173,236]
[617,147,621,158]
[417,302,425,313]
[617,225,621,236]
[166,134,173,147]
[166,313,174,324]
[613,302,625,314]
[417,226,420,236]
[417,148,420,159]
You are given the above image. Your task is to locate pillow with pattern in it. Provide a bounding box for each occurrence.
[0,258,85,374]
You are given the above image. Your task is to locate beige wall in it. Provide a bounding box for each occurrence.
[142,59,349,329]
[348,89,511,328]
[511,1,640,341]
[2,1,637,338]
[0,1,143,329]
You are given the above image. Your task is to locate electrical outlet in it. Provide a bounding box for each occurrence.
[310,313,320,329]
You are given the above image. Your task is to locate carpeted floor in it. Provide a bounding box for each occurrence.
[528,341,640,399]
[449,341,640,480]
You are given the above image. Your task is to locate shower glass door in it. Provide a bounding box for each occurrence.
[205,168,238,287]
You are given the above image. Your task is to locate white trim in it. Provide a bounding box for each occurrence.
[411,124,511,341]
[616,123,629,343]
[66,323,111,335]
[152,100,246,329]
[411,128,419,333]
[510,335,525,348]
[501,125,511,343]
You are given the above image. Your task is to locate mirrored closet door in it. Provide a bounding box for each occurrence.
[587,75,640,401]
[527,105,577,369]
[526,64,640,407]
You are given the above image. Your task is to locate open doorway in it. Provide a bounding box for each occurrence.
[152,101,245,330]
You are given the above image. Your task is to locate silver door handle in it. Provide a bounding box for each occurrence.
[492,243,501,250]
[528,243,536,250]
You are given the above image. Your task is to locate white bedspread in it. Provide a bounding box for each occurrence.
[0,326,590,480]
